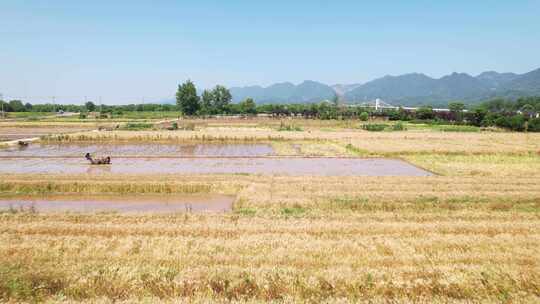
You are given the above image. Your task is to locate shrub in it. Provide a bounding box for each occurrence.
[409,119,434,125]
[392,122,406,131]
[362,123,387,131]
[122,122,154,130]
[416,106,435,120]
[481,112,501,127]
[488,114,528,131]
[508,115,526,131]
[437,125,479,132]
[359,112,369,121]
[528,118,540,132]
[167,122,179,130]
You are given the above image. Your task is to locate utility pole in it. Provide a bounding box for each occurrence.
[0,93,4,119]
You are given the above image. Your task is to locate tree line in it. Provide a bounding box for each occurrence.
[2,80,540,131]
[176,80,256,115]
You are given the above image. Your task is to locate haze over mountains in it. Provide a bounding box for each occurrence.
[230,67,540,106]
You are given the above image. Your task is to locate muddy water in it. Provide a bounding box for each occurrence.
[0,194,234,213]
[0,157,432,176]
[0,143,275,157]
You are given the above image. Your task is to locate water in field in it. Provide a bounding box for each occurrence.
[0,142,275,157]
[0,157,432,176]
[0,194,234,213]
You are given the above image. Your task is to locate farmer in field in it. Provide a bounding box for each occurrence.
[85,153,111,165]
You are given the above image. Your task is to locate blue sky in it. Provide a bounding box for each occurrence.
[1,0,539,104]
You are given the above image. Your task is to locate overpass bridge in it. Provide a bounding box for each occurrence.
[352,98,452,112]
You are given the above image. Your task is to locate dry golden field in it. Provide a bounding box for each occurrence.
[1,118,539,303]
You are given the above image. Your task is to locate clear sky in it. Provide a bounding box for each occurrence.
[1,0,539,104]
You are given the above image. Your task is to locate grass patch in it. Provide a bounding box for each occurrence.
[361,123,388,131]
[277,123,303,131]
[434,125,480,132]
[345,143,368,156]
[121,122,154,130]
[280,205,306,216]
[0,181,212,195]
[0,262,67,302]
[234,207,257,216]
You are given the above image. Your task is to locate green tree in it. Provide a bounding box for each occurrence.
[24,102,33,111]
[211,85,232,114]
[239,98,257,114]
[466,106,487,126]
[9,100,25,112]
[176,80,200,115]
[359,112,369,121]
[200,90,214,115]
[331,94,339,107]
[0,100,11,113]
[416,106,434,120]
[448,102,465,122]
[85,101,96,112]
[521,104,535,118]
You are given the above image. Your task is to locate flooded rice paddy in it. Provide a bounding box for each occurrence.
[0,194,234,213]
[0,142,433,176]
[0,142,275,157]
[0,157,431,176]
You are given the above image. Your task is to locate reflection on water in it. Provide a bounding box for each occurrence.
[0,157,433,176]
[0,194,234,213]
[85,164,112,174]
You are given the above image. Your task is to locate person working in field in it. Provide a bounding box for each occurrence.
[85,153,111,165]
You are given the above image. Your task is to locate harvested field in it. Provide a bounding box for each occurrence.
[0,194,234,213]
[0,126,94,142]
[43,128,540,155]
[0,120,539,303]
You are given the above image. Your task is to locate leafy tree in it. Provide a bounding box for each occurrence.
[85,101,96,111]
[359,112,369,121]
[239,98,257,114]
[24,102,33,111]
[176,80,200,115]
[200,90,214,115]
[416,106,434,120]
[529,118,540,132]
[9,100,25,112]
[0,100,11,112]
[508,115,526,131]
[331,95,339,107]
[448,102,465,122]
[482,98,513,112]
[466,107,487,126]
[211,85,232,113]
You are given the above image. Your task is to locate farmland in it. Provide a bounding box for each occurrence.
[1,116,539,303]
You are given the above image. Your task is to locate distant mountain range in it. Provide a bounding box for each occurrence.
[230,80,336,104]
[229,67,540,106]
